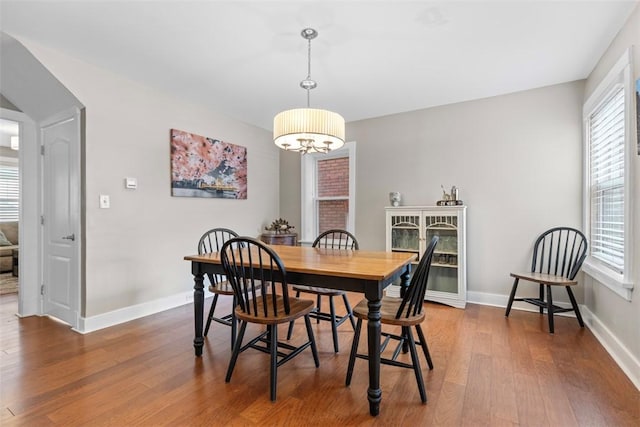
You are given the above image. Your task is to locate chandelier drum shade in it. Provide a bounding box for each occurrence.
[273,108,345,153]
[273,28,345,154]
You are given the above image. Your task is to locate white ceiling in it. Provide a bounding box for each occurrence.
[0,1,637,131]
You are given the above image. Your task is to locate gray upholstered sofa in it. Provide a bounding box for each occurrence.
[0,221,18,273]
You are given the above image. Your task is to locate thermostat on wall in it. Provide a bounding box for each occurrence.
[125,177,137,189]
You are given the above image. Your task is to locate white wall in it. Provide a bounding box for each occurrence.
[281,80,584,306]
[17,38,280,322]
[582,4,640,389]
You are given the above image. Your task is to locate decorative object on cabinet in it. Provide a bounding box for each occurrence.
[265,218,295,234]
[437,185,463,206]
[385,205,467,308]
[389,192,402,207]
[170,129,247,199]
[261,218,298,245]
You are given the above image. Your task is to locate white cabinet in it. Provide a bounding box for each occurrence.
[385,206,467,308]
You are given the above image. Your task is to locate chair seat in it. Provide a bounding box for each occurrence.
[235,295,315,325]
[208,280,234,295]
[352,296,425,326]
[510,272,577,286]
[291,285,345,296]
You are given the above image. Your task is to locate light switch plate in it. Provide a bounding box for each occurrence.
[99,194,110,209]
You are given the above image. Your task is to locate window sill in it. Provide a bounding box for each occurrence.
[583,258,633,301]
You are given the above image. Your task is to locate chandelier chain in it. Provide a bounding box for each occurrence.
[306,35,312,107]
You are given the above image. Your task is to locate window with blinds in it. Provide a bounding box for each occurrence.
[588,87,625,273]
[0,164,19,222]
[582,48,634,298]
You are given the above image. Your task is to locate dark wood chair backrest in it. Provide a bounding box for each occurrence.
[396,236,439,319]
[531,227,588,280]
[220,237,290,318]
[198,227,239,287]
[312,229,359,250]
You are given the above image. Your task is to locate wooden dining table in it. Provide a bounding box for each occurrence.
[184,244,416,416]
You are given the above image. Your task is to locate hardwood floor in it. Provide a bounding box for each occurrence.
[1,292,638,426]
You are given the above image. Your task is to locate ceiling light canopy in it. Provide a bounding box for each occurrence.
[273,28,345,154]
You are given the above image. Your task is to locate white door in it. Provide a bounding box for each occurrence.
[41,110,80,328]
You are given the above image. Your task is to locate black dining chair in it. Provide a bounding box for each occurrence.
[346,236,439,403]
[198,227,239,348]
[286,229,358,352]
[505,227,588,333]
[221,237,320,401]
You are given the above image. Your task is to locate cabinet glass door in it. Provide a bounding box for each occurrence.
[425,215,458,295]
[390,214,420,259]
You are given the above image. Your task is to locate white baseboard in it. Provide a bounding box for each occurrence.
[581,305,640,391]
[468,290,639,391]
[76,289,201,334]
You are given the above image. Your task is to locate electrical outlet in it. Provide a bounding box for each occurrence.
[185,293,194,302]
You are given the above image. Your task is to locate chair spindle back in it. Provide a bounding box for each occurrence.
[312,229,359,250]
[531,227,587,280]
[396,236,439,319]
[221,237,289,318]
[198,227,239,287]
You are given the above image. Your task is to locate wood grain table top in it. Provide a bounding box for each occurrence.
[185,244,416,281]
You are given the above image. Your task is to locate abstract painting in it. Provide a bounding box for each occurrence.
[170,129,247,199]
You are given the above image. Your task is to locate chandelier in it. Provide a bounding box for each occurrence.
[273,28,345,154]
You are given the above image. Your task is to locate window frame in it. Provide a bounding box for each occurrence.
[582,48,635,300]
[0,157,19,222]
[300,141,356,245]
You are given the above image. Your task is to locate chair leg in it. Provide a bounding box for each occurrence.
[204,293,219,336]
[407,327,427,403]
[505,278,519,316]
[230,297,237,351]
[566,286,584,327]
[316,295,321,324]
[401,326,409,354]
[304,314,320,367]
[286,320,295,340]
[539,284,545,314]
[329,296,339,353]
[546,285,554,334]
[341,293,356,330]
[415,324,433,370]
[345,318,363,386]
[287,290,302,340]
[225,320,248,383]
[269,324,278,401]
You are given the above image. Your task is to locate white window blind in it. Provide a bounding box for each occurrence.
[0,164,19,222]
[588,86,624,273]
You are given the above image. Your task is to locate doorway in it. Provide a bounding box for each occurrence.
[0,118,20,296]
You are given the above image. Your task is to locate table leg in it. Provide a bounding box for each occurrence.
[366,294,382,416]
[193,269,205,357]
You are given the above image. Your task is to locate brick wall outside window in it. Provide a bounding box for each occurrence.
[317,157,349,233]
[317,158,349,197]
[319,200,348,232]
